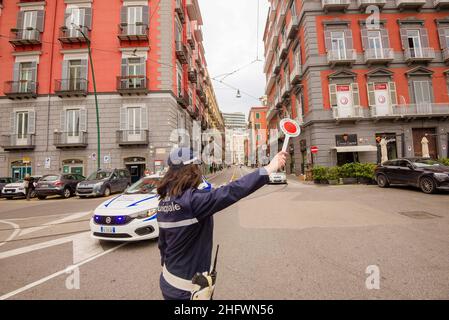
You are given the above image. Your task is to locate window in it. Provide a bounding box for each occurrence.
[16,111,29,139]
[19,62,34,93]
[127,107,142,134]
[127,6,143,34]
[367,31,383,57]
[128,58,143,88]
[176,19,183,43]
[413,80,432,104]
[23,10,37,39]
[331,31,346,59]
[290,0,297,17]
[66,109,80,137]
[177,63,183,97]
[255,113,260,119]
[407,30,422,57]
[68,60,82,90]
[67,8,85,36]
[255,123,261,129]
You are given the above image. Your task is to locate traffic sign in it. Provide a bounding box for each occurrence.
[279,118,301,152]
[311,146,319,154]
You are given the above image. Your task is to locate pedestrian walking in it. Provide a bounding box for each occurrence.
[24,174,32,201]
[156,147,287,300]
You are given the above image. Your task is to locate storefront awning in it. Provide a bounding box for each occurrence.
[333,145,378,153]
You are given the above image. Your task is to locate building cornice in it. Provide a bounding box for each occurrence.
[12,51,42,57]
[18,1,46,8]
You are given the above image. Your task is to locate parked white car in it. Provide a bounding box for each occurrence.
[269,170,287,184]
[1,176,42,199]
[90,174,212,242]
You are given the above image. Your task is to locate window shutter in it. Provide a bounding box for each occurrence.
[120,107,128,131]
[139,57,146,88]
[60,110,66,132]
[388,82,397,106]
[141,106,148,130]
[438,28,447,49]
[84,8,92,30]
[80,59,88,90]
[142,5,149,26]
[361,27,368,50]
[324,29,332,52]
[30,62,37,92]
[380,27,390,49]
[28,111,36,134]
[36,10,45,32]
[420,27,429,48]
[121,58,128,77]
[10,112,16,134]
[351,83,360,106]
[367,82,375,106]
[13,62,20,82]
[17,11,24,29]
[80,109,87,132]
[64,8,72,28]
[120,6,128,25]
[61,61,69,90]
[329,84,337,107]
[400,28,409,50]
[344,29,353,49]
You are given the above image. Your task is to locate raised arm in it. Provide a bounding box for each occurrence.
[190,151,288,220]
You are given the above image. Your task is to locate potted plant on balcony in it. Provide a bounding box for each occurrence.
[327,166,341,185]
[339,163,358,185]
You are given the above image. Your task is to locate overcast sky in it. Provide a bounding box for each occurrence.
[198,0,269,120]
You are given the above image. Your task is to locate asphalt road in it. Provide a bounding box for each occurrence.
[0,167,448,300]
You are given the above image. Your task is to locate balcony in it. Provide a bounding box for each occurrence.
[327,49,357,66]
[442,48,449,62]
[175,0,185,23]
[116,76,149,95]
[194,25,203,42]
[287,16,299,40]
[9,28,41,46]
[275,94,283,109]
[434,0,449,9]
[266,106,278,122]
[364,48,394,65]
[332,105,368,121]
[273,56,281,75]
[58,26,89,44]
[54,132,88,149]
[357,0,387,10]
[321,0,350,12]
[188,68,197,83]
[4,80,38,100]
[177,90,189,108]
[1,134,35,151]
[371,103,449,119]
[290,62,301,85]
[281,80,291,100]
[187,31,195,49]
[279,38,289,60]
[117,130,149,146]
[176,40,189,64]
[403,47,435,63]
[395,0,426,10]
[55,79,88,97]
[117,24,149,41]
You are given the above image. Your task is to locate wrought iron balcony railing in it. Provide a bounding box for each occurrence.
[118,23,149,41]
[116,76,149,95]
[364,48,394,64]
[327,49,357,65]
[117,130,149,146]
[55,79,88,97]
[54,132,88,148]
[403,47,435,62]
[9,28,41,46]
[1,134,35,151]
[4,80,38,99]
[58,26,90,43]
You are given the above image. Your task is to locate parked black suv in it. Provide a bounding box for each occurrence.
[35,174,86,199]
[375,158,449,194]
[76,169,131,198]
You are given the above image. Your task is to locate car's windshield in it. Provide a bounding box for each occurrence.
[87,171,112,180]
[412,159,444,168]
[125,178,160,195]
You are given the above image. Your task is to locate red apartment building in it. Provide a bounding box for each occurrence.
[264,0,449,175]
[0,0,218,182]
[246,106,269,166]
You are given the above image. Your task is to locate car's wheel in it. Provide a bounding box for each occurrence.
[420,176,436,194]
[377,174,390,188]
[103,187,111,197]
[37,196,46,200]
[62,188,72,199]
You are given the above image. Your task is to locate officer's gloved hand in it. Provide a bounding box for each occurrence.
[264,151,288,174]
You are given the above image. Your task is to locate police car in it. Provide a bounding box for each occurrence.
[90,174,212,242]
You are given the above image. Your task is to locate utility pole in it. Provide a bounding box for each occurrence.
[75,24,101,170]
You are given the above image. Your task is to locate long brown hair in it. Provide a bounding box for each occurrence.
[157,164,203,199]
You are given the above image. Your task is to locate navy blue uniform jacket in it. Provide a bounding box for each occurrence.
[157,168,269,299]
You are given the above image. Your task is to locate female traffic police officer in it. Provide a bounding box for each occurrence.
[156,147,287,300]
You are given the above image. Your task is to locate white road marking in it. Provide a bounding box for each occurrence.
[0,220,21,248]
[18,211,91,237]
[0,242,126,300]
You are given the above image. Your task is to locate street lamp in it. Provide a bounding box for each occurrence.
[72,24,101,170]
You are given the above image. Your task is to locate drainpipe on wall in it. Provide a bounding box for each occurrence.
[401,133,406,158]
[46,0,59,154]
